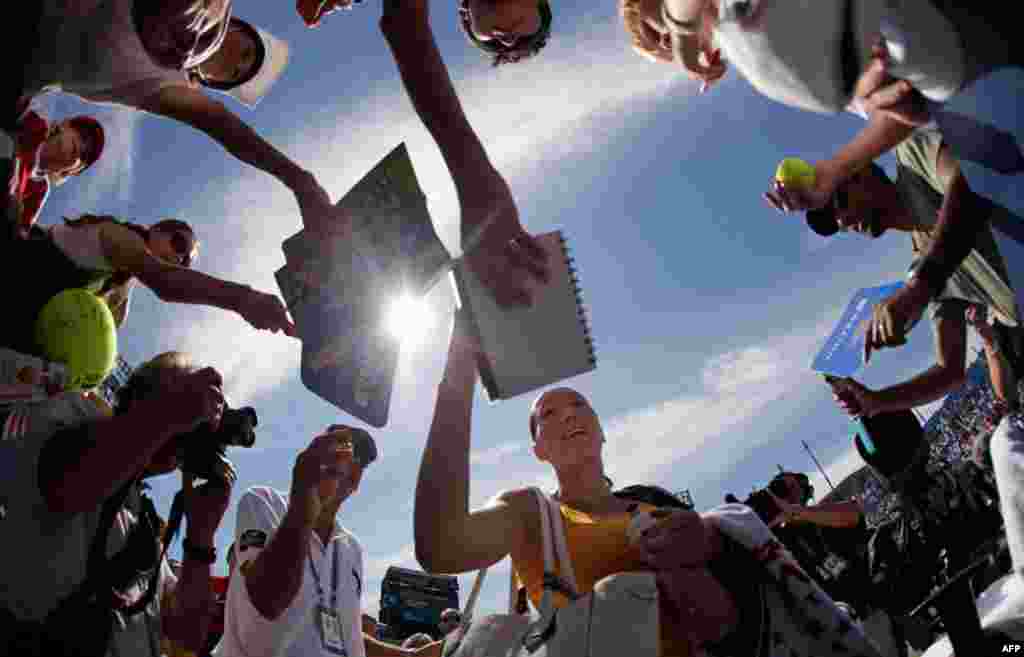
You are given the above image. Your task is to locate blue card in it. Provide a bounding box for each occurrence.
[811,281,905,378]
[276,144,449,427]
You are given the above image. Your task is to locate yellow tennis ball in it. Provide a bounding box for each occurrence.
[775,158,816,189]
[34,289,118,391]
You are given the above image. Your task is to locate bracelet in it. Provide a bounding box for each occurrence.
[183,538,217,565]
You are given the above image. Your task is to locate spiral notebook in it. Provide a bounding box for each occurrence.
[450,230,597,401]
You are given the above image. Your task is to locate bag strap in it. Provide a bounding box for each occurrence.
[463,488,570,620]
[543,495,578,596]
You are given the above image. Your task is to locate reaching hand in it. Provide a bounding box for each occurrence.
[289,433,355,525]
[830,377,881,418]
[459,168,549,307]
[239,289,297,336]
[763,161,839,214]
[852,40,930,128]
[864,277,930,363]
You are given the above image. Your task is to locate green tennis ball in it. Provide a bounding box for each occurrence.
[35,289,118,391]
[775,158,816,189]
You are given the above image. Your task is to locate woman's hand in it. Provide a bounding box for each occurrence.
[637,509,717,570]
[238,289,297,336]
[852,40,930,128]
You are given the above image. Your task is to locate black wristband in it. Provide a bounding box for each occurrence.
[183,538,217,565]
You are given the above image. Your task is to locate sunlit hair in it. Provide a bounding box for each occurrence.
[620,0,664,63]
[458,0,552,67]
[116,351,194,414]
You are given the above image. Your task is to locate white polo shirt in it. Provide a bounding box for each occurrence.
[217,486,366,657]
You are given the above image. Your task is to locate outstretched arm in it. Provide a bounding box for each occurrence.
[835,313,968,417]
[140,85,335,235]
[98,223,294,334]
[414,312,530,573]
[378,0,549,306]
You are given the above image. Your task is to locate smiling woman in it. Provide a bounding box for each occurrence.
[413,312,748,657]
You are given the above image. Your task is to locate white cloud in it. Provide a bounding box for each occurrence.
[470,441,528,466]
[600,313,837,486]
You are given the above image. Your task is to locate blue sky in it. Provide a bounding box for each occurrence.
[38,3,1024,618]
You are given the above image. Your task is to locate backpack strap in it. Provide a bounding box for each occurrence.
[74,480,162,618]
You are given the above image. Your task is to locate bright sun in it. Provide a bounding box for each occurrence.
[384,293,434,347]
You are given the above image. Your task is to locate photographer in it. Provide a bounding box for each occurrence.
[0,351,234,657]
[737,472,870,615]
[219,426,440,657]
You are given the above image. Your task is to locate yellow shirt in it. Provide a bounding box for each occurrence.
[511,501,694,657]
[513,502,655,610]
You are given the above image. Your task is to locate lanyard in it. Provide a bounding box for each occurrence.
[308,539,341,609]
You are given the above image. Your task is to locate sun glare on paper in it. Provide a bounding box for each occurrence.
[385,293,435,349]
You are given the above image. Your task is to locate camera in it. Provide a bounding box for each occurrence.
[176,405,257,483]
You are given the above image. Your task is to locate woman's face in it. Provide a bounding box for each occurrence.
[531,388,605,468]
[196,24,260,87]
[148,225,198,267]
[467,0,542,47]
[39,122,86,179]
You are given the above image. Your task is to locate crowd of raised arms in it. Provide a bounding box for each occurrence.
[1,1,1023,657]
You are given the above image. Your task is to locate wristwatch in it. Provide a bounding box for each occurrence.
[183,538,217,565]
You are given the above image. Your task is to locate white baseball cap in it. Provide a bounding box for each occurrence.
[201,18,291,108]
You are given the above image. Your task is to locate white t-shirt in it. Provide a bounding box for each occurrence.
[217,487,367,657]
[26,0,185,108]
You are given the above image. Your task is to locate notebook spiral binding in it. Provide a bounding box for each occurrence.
[558,233,597,366]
